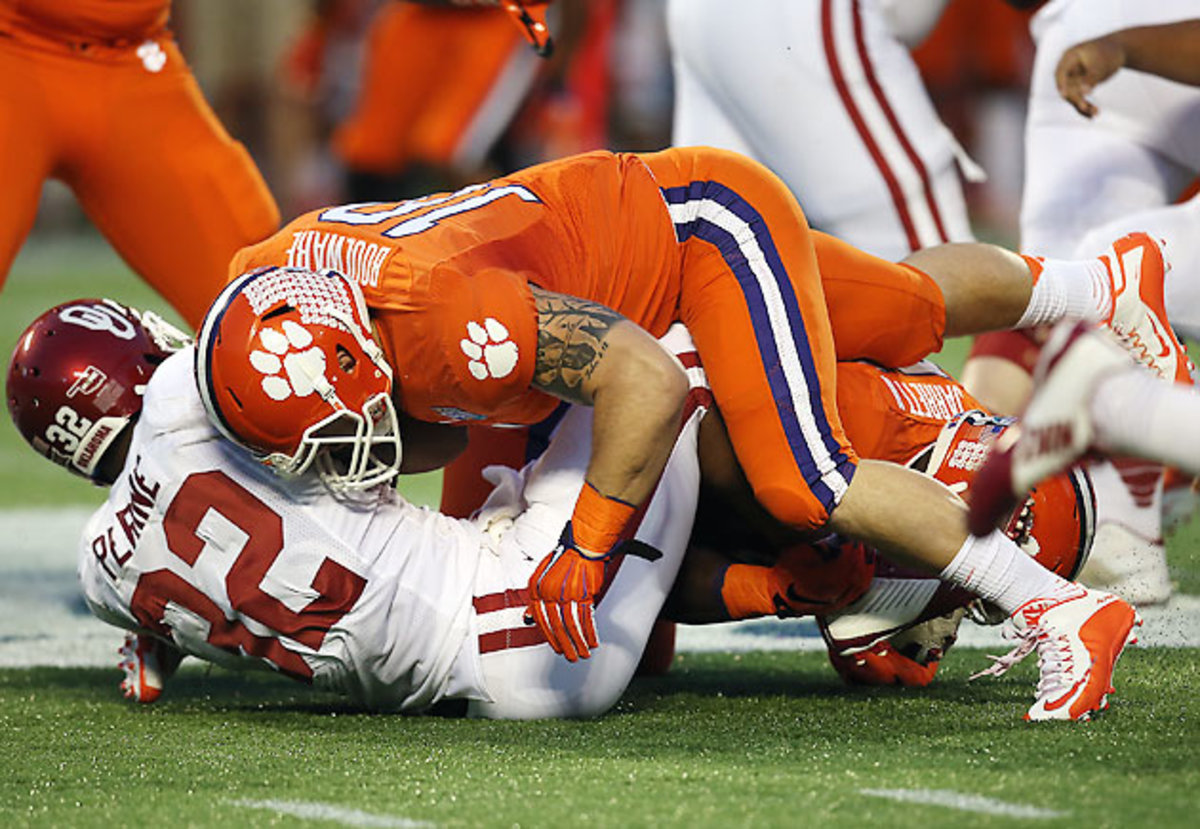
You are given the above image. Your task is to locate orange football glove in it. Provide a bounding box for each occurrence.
[527,522,607,661]
[502,1,553,57]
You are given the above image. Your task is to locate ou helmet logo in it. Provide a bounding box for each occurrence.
[60,303,138,340]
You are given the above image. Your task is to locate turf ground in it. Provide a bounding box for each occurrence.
[1,234,1198,828]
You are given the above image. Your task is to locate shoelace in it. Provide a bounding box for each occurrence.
[969,624,1037,681]
[1112,326,1161,377]
[970,622,1082,701]
[1030,627,1081,701]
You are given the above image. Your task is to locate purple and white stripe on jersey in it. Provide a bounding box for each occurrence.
[661,180,853,512]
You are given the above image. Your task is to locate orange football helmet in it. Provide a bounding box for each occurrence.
[920,409,1096,579]
[196,266,402,493]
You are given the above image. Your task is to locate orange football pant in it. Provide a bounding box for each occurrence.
[642,148,945,530]
[0,24,279,329]
[333,3,534,174]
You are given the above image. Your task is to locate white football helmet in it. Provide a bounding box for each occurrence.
[196,266,402,492]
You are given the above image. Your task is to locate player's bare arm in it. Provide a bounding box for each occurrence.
[1056,20,1200,117]
[531,284,687,508]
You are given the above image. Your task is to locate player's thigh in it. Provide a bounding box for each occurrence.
[813,230,946,366]
[0,39,59,280]
[69,42,278,327]
[672,0,964,259]
[409,17,535,169]
[648,149,856,530]
[332,3,441,170]
[469,408,703,719]
[669,52,754,157]
[817,158,975,262]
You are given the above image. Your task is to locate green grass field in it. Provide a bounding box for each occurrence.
[2,651,1198,828]
[2,234,1198,828]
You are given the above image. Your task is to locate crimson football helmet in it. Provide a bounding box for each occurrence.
[6,299,189,482]
[196,266,402,493]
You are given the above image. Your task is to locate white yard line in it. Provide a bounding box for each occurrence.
[858,788,1068,819]
[674,593,1200,652]
[227,799,434,828]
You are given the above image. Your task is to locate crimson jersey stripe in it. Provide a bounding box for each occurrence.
[849,0,949,245]
[821,0,951,251]
[472,588,529,615]
[479,626,546,655]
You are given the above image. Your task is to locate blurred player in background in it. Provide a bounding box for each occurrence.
[332,0,547,200]
[202,146,1162,720]
[964,4,1200,606]
[667,0,976,262]
[284,0,605,204]
[970,320,1200,555]
[0,0,280,329]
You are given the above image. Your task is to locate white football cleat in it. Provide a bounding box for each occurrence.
[118,633,181,704]
[1101,232,1192,384]
[968,319,1135,536]
[971,587,1141,721]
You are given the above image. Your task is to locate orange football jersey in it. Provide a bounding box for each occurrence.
[0,0,169,41]
[232,146,951,531]
[836,360,986,465]
[233,150,680,427]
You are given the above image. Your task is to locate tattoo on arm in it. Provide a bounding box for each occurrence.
[531,285,623,404]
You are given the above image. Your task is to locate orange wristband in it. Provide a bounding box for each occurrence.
[570,482,637,558]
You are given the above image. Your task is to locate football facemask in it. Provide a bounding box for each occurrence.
[196,266,402,493]
[6,299,190,482]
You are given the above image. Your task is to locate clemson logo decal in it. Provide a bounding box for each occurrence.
[460,318,518,380]
[248,320,326,401]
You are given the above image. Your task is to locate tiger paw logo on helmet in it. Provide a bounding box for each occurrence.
[248,320,327,401]
[460,318,518,380]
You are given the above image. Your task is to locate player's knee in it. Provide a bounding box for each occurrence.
[753,483,833,534]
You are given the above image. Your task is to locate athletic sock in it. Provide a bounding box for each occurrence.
[939,529,1080,615]
[1092,369,1200,473]
[1016,254,1112,328]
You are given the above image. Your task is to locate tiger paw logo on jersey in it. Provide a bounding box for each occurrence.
[460,318,518,380]
[249,320,326,401]
[137,41,167,73]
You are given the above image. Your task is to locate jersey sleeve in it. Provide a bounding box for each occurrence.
[377,263,558,425]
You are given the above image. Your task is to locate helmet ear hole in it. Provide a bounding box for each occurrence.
[335,344,357,373]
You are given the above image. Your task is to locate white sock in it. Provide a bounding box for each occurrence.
[1016,256,1112,328]
[1092,369,1200,476]
[940,529,1080,615]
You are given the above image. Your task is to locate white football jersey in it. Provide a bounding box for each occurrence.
[78,348,489,712]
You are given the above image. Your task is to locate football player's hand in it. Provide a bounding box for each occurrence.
[527,522,608,662]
